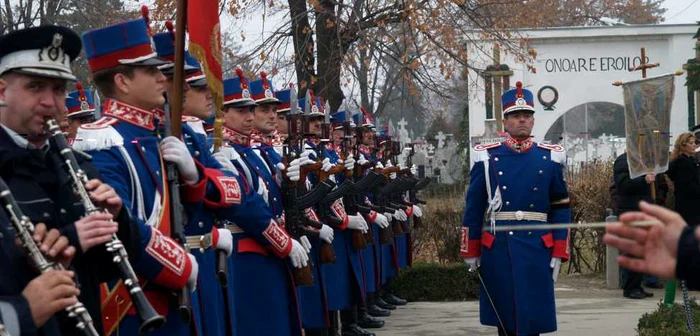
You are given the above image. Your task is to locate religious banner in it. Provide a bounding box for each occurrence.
[622,73,675,179]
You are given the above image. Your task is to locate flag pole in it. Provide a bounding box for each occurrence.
[171,0,188,139]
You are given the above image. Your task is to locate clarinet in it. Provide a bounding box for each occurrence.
[0,176,99,336]
[0,324,9,336]
[45,119,166,333]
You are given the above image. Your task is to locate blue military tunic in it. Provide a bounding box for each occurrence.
[461,137,571,335]
[217,126,303,336]
[74,99,205,336]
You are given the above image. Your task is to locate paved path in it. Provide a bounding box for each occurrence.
[375,278,682,336]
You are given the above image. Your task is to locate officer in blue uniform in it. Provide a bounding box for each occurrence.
[0,25,145,336]
[219,69,308,336]
[461,81,571,336]
[76,12,207,335]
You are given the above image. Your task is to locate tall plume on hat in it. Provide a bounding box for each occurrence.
[141,5,153,36]
[165,20,175,41]
[235,68,249,90]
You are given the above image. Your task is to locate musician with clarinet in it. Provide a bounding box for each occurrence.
[75,13,205,335]
[460,81,571,336]
[0,25,155,335]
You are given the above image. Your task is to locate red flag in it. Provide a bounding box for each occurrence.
[187,0,225,147]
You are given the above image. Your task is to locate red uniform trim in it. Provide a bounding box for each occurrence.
[541,232,554,248]
[553,239,570,261]
[237,237,269,256]
[180,160,207,203]
[482,232,495,249]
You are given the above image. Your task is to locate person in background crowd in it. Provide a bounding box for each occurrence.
[667,132,700,227]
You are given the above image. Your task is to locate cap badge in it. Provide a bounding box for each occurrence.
[39,33,65,63]
[516,98,526,106]
[311,105,319,114]
[242,88,251,99]
[265,89,273,98]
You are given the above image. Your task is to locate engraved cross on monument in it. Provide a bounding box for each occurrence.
[483,44,514,132]
[436,131,446,149]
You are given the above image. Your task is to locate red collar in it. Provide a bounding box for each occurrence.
[504,134,534,153]
[103,99,156,130]
[223,126,251,147]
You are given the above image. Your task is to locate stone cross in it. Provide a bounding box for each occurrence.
[397,118,408,132]
[428,143,435,155]
[483,44,513,132]
[436,131,446,149]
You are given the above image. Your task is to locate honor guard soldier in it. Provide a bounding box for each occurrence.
[273,85,295,154]
[65,82,97,142]
[219,69,307,336]
[76,12,206,335]
[0,25,144,335]
[152,23,236,336]
[461,81,571,336]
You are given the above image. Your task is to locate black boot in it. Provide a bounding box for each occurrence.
[374,296,396,310]
[358,304,385,329]
[367,302,391,317]
[340,308,376,336]
[382,292,407,306]
[329,310,341,336]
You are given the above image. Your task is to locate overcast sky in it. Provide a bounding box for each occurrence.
[663,0,700,24]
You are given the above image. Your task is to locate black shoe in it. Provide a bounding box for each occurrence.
[645,282,664,289]
[382,292,407,306]
[374,298,396,310]
[358,313,385,329]
[641,289,654,297]
[367,303,391,317]
[341,325,377,336]
[623,290,647,299]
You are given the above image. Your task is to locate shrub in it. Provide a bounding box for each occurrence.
[392,262,479,301]
[637,300,700,336]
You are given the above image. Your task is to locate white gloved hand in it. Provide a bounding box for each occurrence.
[212,152,237,174]
[187,253,199,292]
[464,257,480,272]
[386,161,397,179]
[373,212,389,229]
[383,212,393,222]
[286,157,307,182]
[161,136,199,185]
[413,205,423,218]
[289,239,310,268]
[214,228,233,257]
[321,157,332,172]
[319,224,334,244]
[358,155,369,166]
[347,214,368,233]
[410,164,418,176]
[550,257,562,283]
[299,236,312,253]
[343,153,355,171]
[375,161,384,170]
[394,209,407,221]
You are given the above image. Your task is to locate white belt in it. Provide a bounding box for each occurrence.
[186,233,213,252]
[226,224,245,234]
[494,211,547,222]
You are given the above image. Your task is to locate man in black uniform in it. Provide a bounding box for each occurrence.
[0,25,140,335]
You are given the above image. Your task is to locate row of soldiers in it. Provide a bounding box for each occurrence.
[0,7,428,336]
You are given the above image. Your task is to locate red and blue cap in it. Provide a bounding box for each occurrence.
[65,82,96,119]
[81,6,169,73]
[298,90,324,118]
[249,71,281,104]
[223,69,256,108]
[152,21,200,76]
[502,81,535,115]
[274,86,296,113]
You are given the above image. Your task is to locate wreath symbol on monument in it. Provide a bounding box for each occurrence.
[537,85,559,111]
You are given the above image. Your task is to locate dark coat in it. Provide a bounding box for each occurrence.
[667,154,700,226]
[613,153,668,214]
[0,127,140,336]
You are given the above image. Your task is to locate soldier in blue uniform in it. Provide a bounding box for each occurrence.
[219,69,308,336]
[151,25,236,336]
[0,24,151,335]
[65,82,97,142]
[75,12,208,335]
[461,81,571,336]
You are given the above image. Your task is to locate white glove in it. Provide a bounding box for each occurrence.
[386,161,397,179]
[410,164,417,176]
[373,212,389,229]
[383,212,393,222]
[358,155,369,166]
[286,157,306,182]
[212,152,237,174]
[321,157,332,172]
[550,257,562,283]
[187,253,199,292]
[394,209,407,221]
[289,239,310,268]
[464,257,480,272]
[214,228,233,257]
[299,236,312,253]
[343,153,355,171]
[375,161,384,169]
[347,213,368,233]
[161,136,199,185]
[319,224,334,244]
[413,205,423,218]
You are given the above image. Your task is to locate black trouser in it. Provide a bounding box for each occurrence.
[621,256,644,294]
[498,327,539,336]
